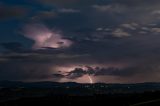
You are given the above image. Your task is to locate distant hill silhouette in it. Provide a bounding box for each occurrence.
[0,81,160,92]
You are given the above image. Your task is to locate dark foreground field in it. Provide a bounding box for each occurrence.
[1,81,160,106]
[1,92,160,106]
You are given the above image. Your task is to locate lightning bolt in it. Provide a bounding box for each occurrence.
[88,75,93,84]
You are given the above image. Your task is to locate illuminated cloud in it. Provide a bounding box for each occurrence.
[151,10,160,15]
[121,23,138,30]
[151,28,160,33]
[52,64,127,80]
[112,28,131,38]
[22,24,73,49]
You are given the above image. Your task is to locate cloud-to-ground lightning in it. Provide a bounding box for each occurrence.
[88,75,93,84]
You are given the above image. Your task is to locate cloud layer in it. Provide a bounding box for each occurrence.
[1,0,160,83]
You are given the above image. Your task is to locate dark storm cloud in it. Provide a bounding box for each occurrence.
[1,38,160,82]
[0,4,28,20]
[54,66,136,79]
[111,0,160,5]
[34,0,160,23]
[52,66,141,79]
[3,25,160,81]
[1,0,160,83]
[0,42,24,52]
[31,10,57,20]
[34,0,160,37]
[31,8,80,21]
[36,0,92,7]
[66,68,87,79]
[51,56,160,82]
[0,51,92,81]
[0,61,53,81]
[52,74,65,78]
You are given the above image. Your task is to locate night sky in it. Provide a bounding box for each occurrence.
[1,0,160,83]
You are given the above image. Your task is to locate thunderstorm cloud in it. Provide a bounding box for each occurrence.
[1,0,160,83]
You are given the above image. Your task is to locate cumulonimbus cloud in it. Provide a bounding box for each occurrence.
[22,24,73,49]
[53,66,129,79]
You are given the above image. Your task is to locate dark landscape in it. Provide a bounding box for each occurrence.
[0,81,160,106]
